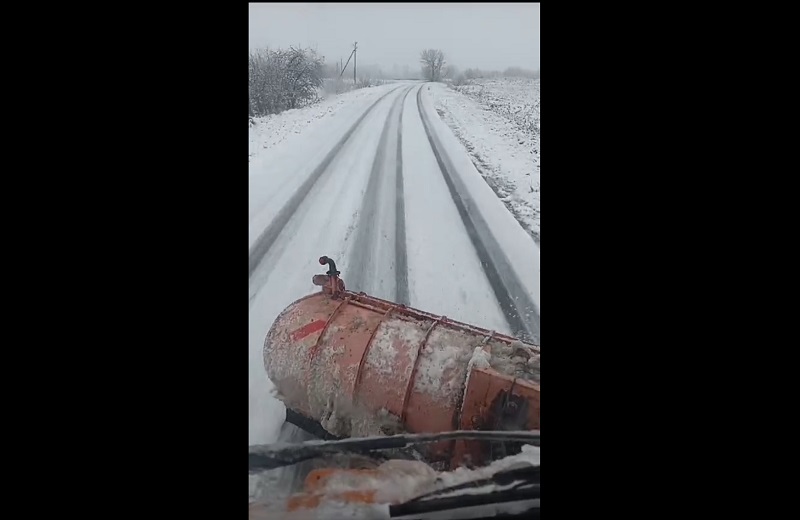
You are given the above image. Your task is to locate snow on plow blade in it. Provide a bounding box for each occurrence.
[264,256,540,469]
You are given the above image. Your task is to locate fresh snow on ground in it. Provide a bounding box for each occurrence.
[418,86,540,317]
[248,83,400,159]
[430,78,540,243]
[402,87,510,333]
[248,80,540,452]
[249,84,405,446]
[249,83,404,251]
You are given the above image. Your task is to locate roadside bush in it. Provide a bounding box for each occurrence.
[452,73,469,86]
[320,76,389,97]
[248,47,324,117]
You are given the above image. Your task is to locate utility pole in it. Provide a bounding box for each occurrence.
[353,42,358,83]
[339,42,359,83]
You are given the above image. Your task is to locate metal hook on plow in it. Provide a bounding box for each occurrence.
[312,255,346,298]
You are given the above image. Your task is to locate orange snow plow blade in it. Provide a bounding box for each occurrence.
[264,256,540,469]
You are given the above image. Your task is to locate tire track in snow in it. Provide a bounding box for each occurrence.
[248,84,407,279]
[347,85,414,298]
[394,87,414,305]
[416,86,540,343]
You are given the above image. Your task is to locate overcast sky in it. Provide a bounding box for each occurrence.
[249,3,540,72]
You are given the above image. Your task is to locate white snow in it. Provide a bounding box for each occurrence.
[437,444,539,488]
[418,86,541,317]
[401,86,511,333]
[429,79,540,243]
[467,345,492,371]
[412,327,477,402]
[366,318,421,377]
[249,83,405,251]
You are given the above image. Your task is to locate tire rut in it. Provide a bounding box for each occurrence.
[415,85,540,343]
[248,84,407,279]
[347,85,414,298]
[394,87,414,305]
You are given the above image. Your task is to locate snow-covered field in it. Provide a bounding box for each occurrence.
[248,80,540,456]
[430,78,540,243]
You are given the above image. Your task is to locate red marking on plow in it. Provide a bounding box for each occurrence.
[291,320,327,342]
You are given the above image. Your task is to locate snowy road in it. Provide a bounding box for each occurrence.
[249,81,540,447]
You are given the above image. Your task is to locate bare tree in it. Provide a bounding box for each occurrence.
[434,51,445,81]
[420,49,446,81]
